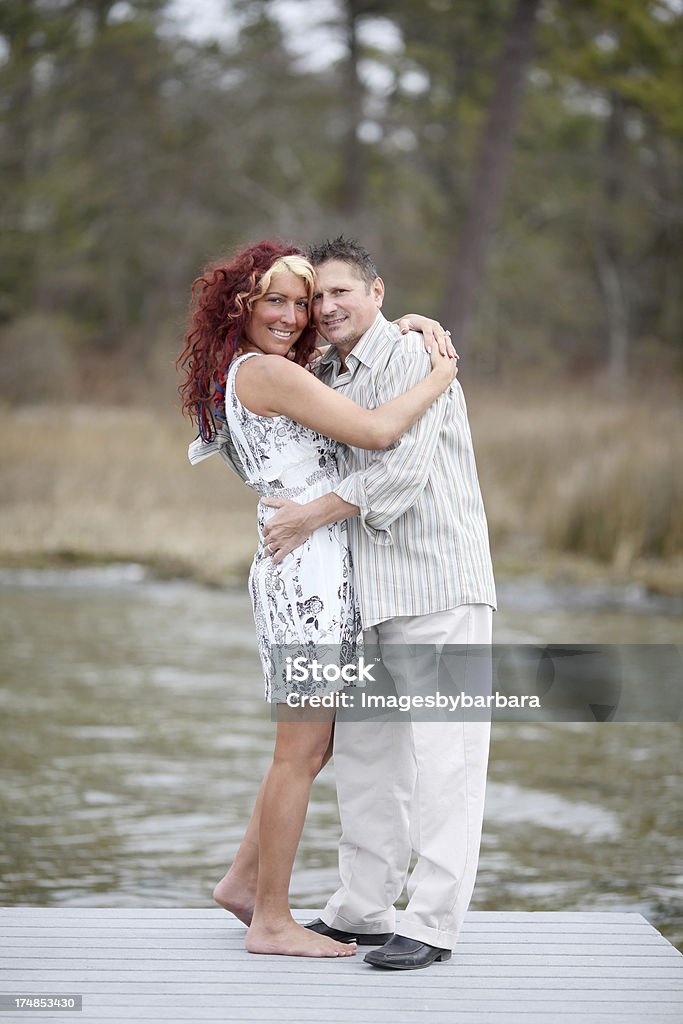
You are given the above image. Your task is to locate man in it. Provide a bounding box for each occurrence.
[262,236,496,970]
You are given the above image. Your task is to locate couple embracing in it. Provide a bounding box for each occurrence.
[178,236,496,971]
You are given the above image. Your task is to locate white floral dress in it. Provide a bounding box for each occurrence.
[225,353,362,701]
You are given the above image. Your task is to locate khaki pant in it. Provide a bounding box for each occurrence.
[322,604,493,950]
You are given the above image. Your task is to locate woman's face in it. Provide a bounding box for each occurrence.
[243,270,310,356]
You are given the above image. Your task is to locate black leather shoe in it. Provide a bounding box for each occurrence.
[305,918,393,946]
[363,933,452,970]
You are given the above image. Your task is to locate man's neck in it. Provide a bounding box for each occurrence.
[330,313,384,372]
[334,339,358,374]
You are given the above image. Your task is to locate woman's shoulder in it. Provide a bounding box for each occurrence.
[232,351,299,371]
[236,353,308,385]
[231,353,314,419]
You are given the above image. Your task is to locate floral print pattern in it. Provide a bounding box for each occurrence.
[227,354,362,701]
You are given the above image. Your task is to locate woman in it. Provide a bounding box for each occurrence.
[177,240,456,958]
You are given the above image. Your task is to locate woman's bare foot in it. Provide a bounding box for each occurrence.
[245,918,357,957]
[212,869,256,926]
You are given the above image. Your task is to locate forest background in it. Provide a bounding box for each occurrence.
[1,0,681,592]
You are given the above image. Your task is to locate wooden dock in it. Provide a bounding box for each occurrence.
[1,908,682,1022]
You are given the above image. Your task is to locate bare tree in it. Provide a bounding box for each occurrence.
[440,0,542,351]
[340,0,366,223]
[593,92,629,392]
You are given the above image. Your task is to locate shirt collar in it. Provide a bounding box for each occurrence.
[320,312,392,373]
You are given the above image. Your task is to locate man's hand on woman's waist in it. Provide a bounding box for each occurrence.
[261,493,359,563]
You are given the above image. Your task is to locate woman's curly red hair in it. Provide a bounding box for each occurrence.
[177,240,318,440]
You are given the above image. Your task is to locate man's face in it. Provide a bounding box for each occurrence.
[311,260,384,350]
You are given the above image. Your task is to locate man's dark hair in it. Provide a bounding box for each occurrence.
[308,236,379,289]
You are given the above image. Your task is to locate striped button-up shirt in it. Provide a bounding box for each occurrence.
[319,312,496,627]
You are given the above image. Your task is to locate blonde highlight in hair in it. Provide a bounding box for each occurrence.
[251,254,316,306]
[232,255,316,334]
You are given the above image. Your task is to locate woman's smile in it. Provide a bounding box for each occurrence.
[243,270,310,355]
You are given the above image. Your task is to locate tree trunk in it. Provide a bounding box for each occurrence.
[440,0,541,352]
[651,132,681,355]
[0,1,38,318]
[595,91,629,392]
[340,0,365,224]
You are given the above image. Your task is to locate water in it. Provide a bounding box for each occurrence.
[1,566,681,950]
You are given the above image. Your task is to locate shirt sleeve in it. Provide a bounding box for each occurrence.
[333,338,451,544]
[187,426,249,483]
[218,432,249,482]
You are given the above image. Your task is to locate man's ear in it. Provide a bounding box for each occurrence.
[373,277,385,308]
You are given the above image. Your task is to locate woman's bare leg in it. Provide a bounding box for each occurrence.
[213,725,336,931]
[212,769,269,925]
[243,712,352,956]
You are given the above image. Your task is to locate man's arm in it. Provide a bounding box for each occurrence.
[263,333,451,561]
[333,340,451,537]
[217,431,249,481]
[263,492,359,563]
[188,424,249,483]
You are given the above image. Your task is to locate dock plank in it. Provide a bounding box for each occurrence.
[1,908,681,1023]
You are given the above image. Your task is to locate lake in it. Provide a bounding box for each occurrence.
[0,566,681,950]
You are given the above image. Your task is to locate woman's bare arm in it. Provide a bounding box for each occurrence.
[235,349,456,451]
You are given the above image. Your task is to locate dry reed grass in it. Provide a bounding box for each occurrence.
[0,404,257,585]
[471,385,682,593]
[0,387,680,593]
